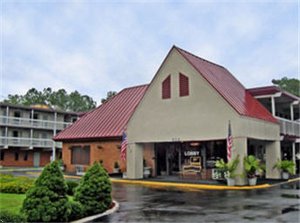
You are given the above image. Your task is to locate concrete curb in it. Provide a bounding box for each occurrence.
[64,174,300,191]
[110,178,272,190]
[71,200,119,223]
[0,167,43,172]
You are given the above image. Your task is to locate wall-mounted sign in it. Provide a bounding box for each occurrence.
[184,151,199,156]
[190,142,200,147]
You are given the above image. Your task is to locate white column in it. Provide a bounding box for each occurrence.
[52,112,57,161]
[5,106,9,148]
[30,109,34,150]
[290,103,294,121]
[292,142,296,164]
[233,137,247,185]
[126,143,143,179]
[265,141,281,179]
[271,96,276,116]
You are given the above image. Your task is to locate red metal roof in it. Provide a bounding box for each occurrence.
[53,85,148,141]
[175,46,277,123]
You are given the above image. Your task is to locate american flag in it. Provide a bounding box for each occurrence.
[227,121,233,161]
[121,132,127,161]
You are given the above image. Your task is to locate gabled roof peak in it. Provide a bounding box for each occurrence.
[173,45,226,70]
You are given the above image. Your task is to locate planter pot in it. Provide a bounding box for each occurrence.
[113,168,120,173]
[248,177,257,186]
[143,167,151,178]
[160,171,167,176]
[282,172,289,180]
[226,177,235,186]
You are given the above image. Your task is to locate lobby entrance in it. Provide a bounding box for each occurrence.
[154,140,227,179]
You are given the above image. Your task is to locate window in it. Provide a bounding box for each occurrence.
[179,73,189,97]
[0,150,4,161]
[24,151,28,161]
[71,146,90,165]
[162,75,171,99]
[14,111,21,118]
[15,152,19,161]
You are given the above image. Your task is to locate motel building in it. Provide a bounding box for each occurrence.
[54,46,299,185]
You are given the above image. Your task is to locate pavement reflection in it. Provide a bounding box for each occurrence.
[95,181,300,223]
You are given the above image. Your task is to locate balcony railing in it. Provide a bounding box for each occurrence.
[276,117,300,137]
[0,137,62,149]
[0,116,73,130]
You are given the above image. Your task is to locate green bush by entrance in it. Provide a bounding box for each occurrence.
[21,161,71,222]
[74,162,112,216]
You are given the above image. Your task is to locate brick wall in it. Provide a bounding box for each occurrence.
[0,149,51,167]
[62,139,126,174]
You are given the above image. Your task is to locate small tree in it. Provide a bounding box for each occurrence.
[74,162,112,216]
[22,161,70,222]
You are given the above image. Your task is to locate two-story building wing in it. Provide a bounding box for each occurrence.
[0,103,79,167]
[248,86,300,168]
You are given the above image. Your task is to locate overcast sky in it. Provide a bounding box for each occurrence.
[1,0,298,104]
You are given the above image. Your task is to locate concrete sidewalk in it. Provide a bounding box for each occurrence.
[64,174,300,191]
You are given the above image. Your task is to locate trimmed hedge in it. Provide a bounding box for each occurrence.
[0,174,34,194]
[0,210,26,223]
[75,162,112,216]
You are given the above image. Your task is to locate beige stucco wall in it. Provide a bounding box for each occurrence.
[127,48,280,143]
[126,48,281,181]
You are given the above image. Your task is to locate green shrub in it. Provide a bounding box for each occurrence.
[68,200,84,221]
[66,180,79,196]
[0,174,34,194]
[0,182,32,194]
[22,161,71,222]
[0,210,26,223]
[273,159,295,175]
[75,162,112,216]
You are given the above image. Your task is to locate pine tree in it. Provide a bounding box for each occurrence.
[74,162,112,216]
[22,161,71,222]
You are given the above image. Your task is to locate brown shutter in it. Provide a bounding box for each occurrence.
[162,75,171,99]
[179,73,189,97]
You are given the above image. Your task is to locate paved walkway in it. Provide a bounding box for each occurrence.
[64,174,300,191]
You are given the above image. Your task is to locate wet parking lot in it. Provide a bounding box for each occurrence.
[98,181,300,223]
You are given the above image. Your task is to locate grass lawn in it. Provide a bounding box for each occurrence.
[0,193,25,214]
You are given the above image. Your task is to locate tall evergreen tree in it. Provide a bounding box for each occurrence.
[74,162,112,216]
[2,87,96,112]
[272,77,300,96]
[22,161,71,222]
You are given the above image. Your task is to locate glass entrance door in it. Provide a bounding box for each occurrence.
[155,143,180,176]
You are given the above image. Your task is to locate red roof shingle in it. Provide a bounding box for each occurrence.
[53,84,148,141]
[175,46,277,123]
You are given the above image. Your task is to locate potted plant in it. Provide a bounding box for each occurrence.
[143,159,151,178]
[273,160,295,179]
[215,155,239,186]
[244,155,263,186]
[113,161,120,173]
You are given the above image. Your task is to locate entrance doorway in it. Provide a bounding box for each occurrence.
[156,143,181,176]
[33,152,40,167]
[155,140,227,178]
